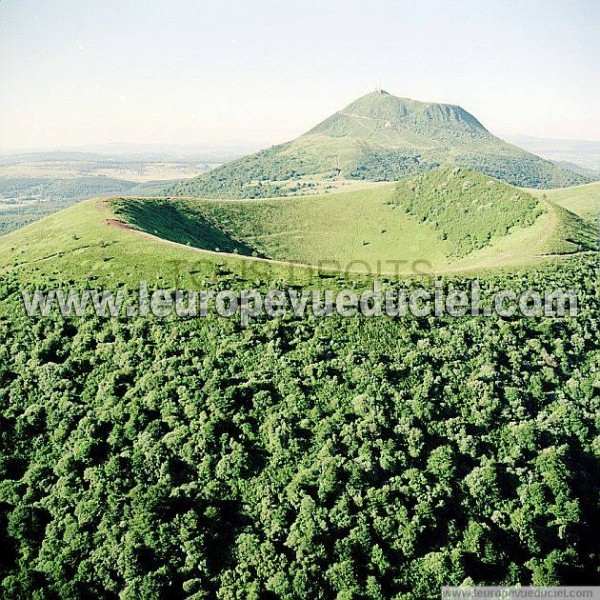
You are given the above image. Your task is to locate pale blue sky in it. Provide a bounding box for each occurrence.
[1,0,598,152]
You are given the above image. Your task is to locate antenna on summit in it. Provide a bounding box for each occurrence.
[375,79,383,93]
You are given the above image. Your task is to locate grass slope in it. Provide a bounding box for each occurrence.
[0,199,315,291]
[530,181,600,224]
[1,169,594,284]
[0,176,185,237]
[118,168,596,274]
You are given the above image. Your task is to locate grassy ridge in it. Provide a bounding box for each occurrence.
[391,168,543,257]
[1,168,594,284]
[114,168,594,274]
[0,199,318,292]
[531,181,600,224]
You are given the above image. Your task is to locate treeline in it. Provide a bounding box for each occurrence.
[167,148,590,200]
[167,144,330,199]
[348,152,589,189]
[455,154,589,189]
[348,149,439,181]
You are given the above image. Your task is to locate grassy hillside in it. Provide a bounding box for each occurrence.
[0,198,306,290]
[1,168,594,284]
[391,169,543,257]
[114,168,597,274]
[167,91,589,199]
[530,181,600,224]
[0,176,187,237]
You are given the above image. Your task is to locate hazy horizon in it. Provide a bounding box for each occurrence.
[1,0,599,153]
[3,132,600,160]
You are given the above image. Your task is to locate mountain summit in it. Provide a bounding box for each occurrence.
[308,91,488,139]
[169,91,589,199]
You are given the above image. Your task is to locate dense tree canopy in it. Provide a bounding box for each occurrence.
[0,256,598,598]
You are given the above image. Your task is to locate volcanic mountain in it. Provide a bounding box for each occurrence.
[167,90,589,198]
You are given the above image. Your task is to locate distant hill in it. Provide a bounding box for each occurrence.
[552,160,600,179]
[506,135,600,175]
[167,91,589,198]
[530,180,600,226]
